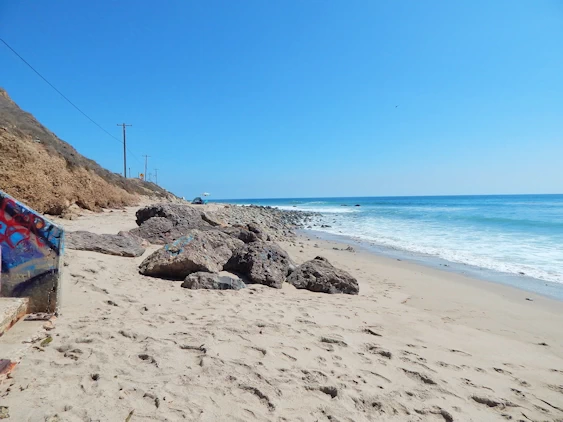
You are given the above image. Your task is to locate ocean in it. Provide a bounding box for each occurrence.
[215,195,563,300]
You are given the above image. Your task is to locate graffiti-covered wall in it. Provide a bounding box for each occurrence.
[0,190,64,313]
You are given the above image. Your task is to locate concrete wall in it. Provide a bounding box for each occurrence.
[0,190,64,313]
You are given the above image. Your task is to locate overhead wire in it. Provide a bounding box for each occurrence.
[0,37,146,168]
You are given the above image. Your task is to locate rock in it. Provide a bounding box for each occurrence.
[345,246,355,252]
[66,231,145,257]
[181,271,246,290]
[139,229,244,279]
[354,204,361,207]
[288,262,297,275]
[219,226,260,243]
[287,256,359,294]
[246,223,265,239]
[225,241,292,288]
[129,216,178,245]
[118,230,150,247]
[321,224,331,228]
[131,203,212,244]
[201,211,223,227]
[135,203,206,226]
[219,222,266,243]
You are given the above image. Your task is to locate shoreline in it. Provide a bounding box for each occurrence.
[280,231,563,349]
[219,196,563,293]
[299,228,563,302]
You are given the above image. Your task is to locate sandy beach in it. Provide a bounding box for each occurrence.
[1,204,562,422]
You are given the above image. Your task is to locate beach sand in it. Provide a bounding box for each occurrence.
[2,205,562,421]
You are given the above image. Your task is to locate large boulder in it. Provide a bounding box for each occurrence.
[131,203,212,244]
[139,229,244,279]
[225,241,292,288]
[130,217,182,245]
[287,256,359,294]
[181,271,246,290]
[135,203,206,226]
[66,231,146,257]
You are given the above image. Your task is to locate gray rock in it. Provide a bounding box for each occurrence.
[246,223,265,239]
[225,241,292,288]
[66,231,145,257]
[287,256,359,294]
[117,230,149,247]
[219,226,260,243]
[139,229,244,278]
[129,217,177,245]
[181,271,246,290]
[135,203,206,226]
[132,203,212,244]
[201,211,223,227]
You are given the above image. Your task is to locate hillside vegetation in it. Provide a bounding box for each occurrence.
[0,88,174,215]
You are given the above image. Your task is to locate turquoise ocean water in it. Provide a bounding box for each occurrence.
[216,195,563,299]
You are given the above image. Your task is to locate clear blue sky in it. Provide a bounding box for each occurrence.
[1,0,562,199]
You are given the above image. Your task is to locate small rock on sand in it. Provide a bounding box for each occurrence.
[288,256,359,295]
[181,271,246,290]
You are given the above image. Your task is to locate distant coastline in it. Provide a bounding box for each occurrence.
[216,195,563,300]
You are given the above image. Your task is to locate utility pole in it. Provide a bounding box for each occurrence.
[117,123,132,177]
[142,155,150,181]
[154,168,159,185]
[128,167,131,178]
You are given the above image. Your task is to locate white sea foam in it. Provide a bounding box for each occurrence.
[275,205,356,214]
[312,213,563,284]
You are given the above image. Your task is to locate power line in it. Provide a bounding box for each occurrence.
[0,37,147,169]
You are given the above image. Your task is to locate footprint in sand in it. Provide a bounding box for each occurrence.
[449,349,471,356]
[461,378,494,391]
[401,368,438,386]
[493,367,512,376]
[436,361,461,370]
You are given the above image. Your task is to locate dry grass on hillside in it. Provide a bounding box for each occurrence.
[0,129,138,214]
[0,87,177,215]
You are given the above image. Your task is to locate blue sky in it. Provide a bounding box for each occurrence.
[1,0,562,199]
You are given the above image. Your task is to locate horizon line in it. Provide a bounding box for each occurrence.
[211,193,563,202]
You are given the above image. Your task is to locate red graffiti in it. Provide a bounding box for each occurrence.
[0,198,47,249]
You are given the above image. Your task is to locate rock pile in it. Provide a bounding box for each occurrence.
[212,205,318,241]
[132,203,359,294]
